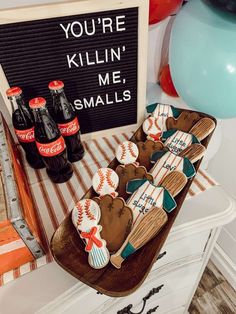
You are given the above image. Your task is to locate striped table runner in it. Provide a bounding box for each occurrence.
[0,132,218,286]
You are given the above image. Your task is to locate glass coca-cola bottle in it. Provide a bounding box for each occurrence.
[29,97,73,183]
[6,87,45,169]
[48,80,84,163]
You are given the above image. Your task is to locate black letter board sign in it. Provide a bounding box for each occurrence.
[0,0,148,138]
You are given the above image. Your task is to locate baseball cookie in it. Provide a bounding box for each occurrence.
[93,195,133,253]
[116,141,139,165]
[71,199,110,269]
[92,168,119,197]
[142,116,162,141]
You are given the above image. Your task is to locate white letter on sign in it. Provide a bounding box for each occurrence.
[60,23,71,39]
[113,71,121,84]
[71,21,83,37]
[98,73,110,86]
[67,54,79,68]
[102,18,113,33]
[116,15,126,31]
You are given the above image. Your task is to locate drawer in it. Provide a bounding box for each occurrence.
[95,258,202,314]
[142,287,191,314]
[153,230,210,271]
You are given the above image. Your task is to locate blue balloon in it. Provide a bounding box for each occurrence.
[169,0,236,118]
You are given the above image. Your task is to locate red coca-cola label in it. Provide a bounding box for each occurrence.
[58,117,80,137]
[14,127,35,143]
[36,136,66,157]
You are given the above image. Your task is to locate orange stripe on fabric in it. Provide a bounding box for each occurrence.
[103,137,116,154]
[35,170,59,230]
[93,139,111,164]
[113,135,122,145]
[198,169,216,186]
[188,188,195,197]
[194,178,205,192]
[122,133,130,141]
[52,184,68,216]
[83,142,101,169]
[81,159,93,180]
[66,181,78,205]
[72,165,88,194]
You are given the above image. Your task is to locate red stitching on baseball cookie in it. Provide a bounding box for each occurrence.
[106,169,116,189]
[76,202,83,227]
[154,118,161,132]
[96,169,105,193]
[128,142,137,159]
[147,117,153,131]
[84,199,96,221]
[120,143,126,161]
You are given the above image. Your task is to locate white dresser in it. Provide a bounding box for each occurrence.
[1,185,234,314]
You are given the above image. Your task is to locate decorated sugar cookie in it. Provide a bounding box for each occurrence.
[162,129,199,155]
[92,168,119,197]
[126,171,187,227]
[116,141,139,165]
[71,199,110,269]
[150,150,196,186]
[142,116,162,141]
[146,103,181,131]
[93,195,133,253]
[162,117,215,155]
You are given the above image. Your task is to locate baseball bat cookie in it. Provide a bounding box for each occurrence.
[142,116,162,141]
[110,206,168,269]
[92,168,119,197]
[116,141,139,165]
[71,199,110,269]
[179,143,206,163]
[162,118,215,155]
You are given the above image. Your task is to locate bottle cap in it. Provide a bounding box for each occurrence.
[48,80,64,90]
[6,87,22,97]
[29,97,46,109]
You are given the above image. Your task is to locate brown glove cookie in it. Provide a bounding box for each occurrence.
[93,195,133,253]
[115,163,153,199]
[136,140,165,170]
[166,111,201,132]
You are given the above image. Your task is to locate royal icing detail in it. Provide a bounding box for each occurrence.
[116,141,139,165]
[126,180,176,227]
[71,199,109,269]
[92,168,119,196]
[57,117,80,137]
[152,104,174,122]
[142,117,162,141]
[36,136,66,157]
[163,130,194,155]
[14,127,35,143]
[150,151,195,185]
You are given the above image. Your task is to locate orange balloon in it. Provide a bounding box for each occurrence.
[149,0,183,25]
[160,64,179,97]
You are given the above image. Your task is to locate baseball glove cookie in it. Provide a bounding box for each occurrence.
[166,111,201,132]
[136,140,165,170]
[93,195,133,253]
[116,163,153,200]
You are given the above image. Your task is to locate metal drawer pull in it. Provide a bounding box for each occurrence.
[157,251,166,260]
[117,285,164,314]
[146,306,159,314]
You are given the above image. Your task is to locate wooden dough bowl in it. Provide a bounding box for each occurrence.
[51,108,216,297]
